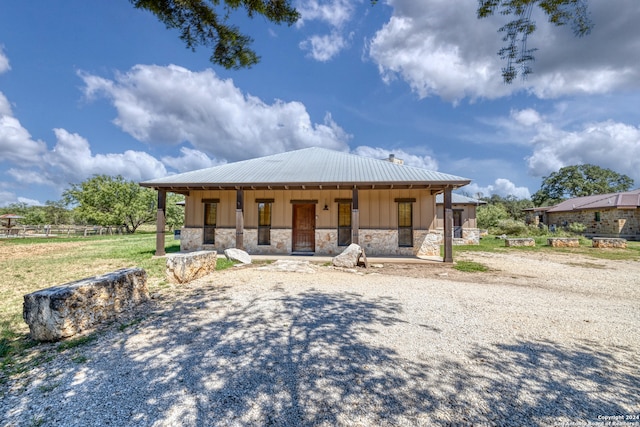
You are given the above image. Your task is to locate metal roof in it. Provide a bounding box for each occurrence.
[546,188,640,213]
[140,147,471,191]
[435,193,486,205]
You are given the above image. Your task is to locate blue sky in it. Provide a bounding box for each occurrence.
[1,0,639,206]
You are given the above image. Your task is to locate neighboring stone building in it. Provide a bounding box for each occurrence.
[544,189,640,240]
[435,193,485,245]
[140,148,471,262]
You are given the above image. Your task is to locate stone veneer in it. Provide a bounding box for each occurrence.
[178,226,478,257]
[547,208,640,240]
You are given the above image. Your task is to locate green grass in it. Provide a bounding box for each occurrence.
[451,234,640,261]
[454,260,489,272]
[0,233,180,382]
[56,334,97,352]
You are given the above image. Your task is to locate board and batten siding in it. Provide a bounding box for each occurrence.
[184,189,437,230]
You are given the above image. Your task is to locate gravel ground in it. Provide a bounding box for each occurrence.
[1,251,639,427]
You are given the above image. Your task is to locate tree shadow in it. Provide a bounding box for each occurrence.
[3,280,638,426]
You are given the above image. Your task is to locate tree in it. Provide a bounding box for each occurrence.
[480,194,533,221]
[63,175,157,233]
[477,203,510,229]
[532,164,634,206]
[131,0,299,69]
[477,0,592,83]
[165,193,185,231]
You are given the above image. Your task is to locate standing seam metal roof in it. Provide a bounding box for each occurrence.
[546,188,640,212]
[140,147,471,188]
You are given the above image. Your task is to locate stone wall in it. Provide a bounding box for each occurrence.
[547,208,640,239]
[23,268,149,341]
[243,229,291,254]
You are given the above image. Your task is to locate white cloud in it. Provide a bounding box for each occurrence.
[0,46,9,74]
[526,120,640,184]
[512,109,542,127]
[465,179,531,200]
[162,147,224,173]
[300,31,349,62]
[80,64,351,162]
[369,0,640,102]
[295,0,357,28]
[296,0,360,60]
[8,128,168,189]
[0,115,47,164]
[353,146,438,170]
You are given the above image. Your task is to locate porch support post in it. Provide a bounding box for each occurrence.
[155,189,167,257]
[351,187,359,245]
[443,187,453,263]
[236,189,244,250]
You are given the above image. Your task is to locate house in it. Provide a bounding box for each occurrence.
[140,147,471,262]
[544,189,640,240]
[435,194,485,244]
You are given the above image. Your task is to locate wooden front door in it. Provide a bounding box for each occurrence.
[292,204,315,252]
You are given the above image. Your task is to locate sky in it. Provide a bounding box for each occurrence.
[1,0,640,207]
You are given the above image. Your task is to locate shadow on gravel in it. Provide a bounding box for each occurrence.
[6,281,639,426]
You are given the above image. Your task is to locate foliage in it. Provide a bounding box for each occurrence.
[131,0,300,69]
[63,175,157,233]
[477,0,592,83]
[477,203,510,229]
[493,219,528,235]
[165,193,185,231]
[479,194,533,221]
[566,222,586,234]
[532,164,634,206]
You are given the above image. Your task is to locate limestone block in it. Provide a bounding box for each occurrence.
[417,232,442,257]
[592,238,627,249]
[166,250,217,284]
[547,238,580,248]
[23,268,149,342]
[333,243,365,268]
[224,248,252,264]
[505,238,535,247]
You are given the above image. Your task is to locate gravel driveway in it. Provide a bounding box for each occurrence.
[2,251,639,427]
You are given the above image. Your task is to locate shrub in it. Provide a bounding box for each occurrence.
[492,219,528,236]
[567,222,586,234]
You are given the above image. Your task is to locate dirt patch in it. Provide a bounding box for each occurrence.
[0,241,86,261]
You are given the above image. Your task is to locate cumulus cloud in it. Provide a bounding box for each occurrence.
[526,120,640,184]
[353,146,438,170]
[80,64,351,161]
[162,147,224,173]
[465,179,531,200]
[296,0,360,60]
[8,128,168,190]
[369,0,640,102]
[0,115,47,164]
[300,31,349,62]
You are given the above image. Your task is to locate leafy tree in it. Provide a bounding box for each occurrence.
[477,203,510,229]
[63,175,157,233]
[481,194,533,221]
[165,193,185,231]
[43,200,71,225]
[131,0,299,69]
[532,164,634,206]
[477,0,593,83]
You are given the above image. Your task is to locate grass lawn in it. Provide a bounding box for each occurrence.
[0,233,184,379]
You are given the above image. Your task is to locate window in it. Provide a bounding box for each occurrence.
[595,212,601,222]
[398,201,413,247]
[337,202,352,246]
[258,202,272,245]
[203,202,217,244]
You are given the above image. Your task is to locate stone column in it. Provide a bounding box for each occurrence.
[155,189,167,257]
[236,189,244,250]
[443,187,453,263]
[351,188,359,245]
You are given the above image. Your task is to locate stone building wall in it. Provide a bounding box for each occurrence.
[547,208,640,239]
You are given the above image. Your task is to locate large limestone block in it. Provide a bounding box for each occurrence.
[547,238,580,248]
[23,268,149,342]
[505,238,535,247]
[592,238,627,249]
[224,248,252,265]
[166,250,217,284]
[333,243,365,268]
